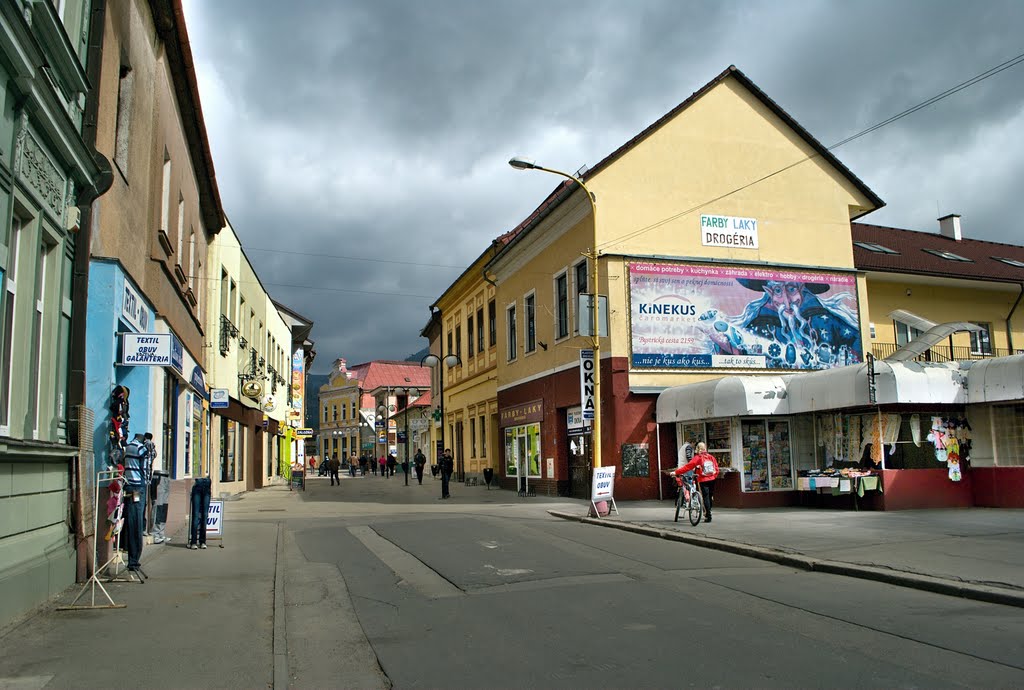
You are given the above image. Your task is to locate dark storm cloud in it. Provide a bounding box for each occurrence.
[182,0,1024,372]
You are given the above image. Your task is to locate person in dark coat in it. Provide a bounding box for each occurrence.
[440,449,454,499]
[386,452,397,477]
[414,448,426,485]
[328,455,341,486]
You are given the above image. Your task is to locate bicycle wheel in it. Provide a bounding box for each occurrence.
[688,490,703,526]
[674,488,683,522]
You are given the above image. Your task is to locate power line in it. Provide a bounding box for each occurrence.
[599,50,1024,252]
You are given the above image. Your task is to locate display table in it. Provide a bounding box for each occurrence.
[797,472,881,510]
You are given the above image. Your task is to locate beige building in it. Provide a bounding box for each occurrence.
[491,66,881,501]
[206,219,292,495]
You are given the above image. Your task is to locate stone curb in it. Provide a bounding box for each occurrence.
[548,510,1024,609]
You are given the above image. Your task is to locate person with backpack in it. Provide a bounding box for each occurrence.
[672,441,719,522]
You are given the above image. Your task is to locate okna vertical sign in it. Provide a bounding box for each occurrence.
[579,349,595,423]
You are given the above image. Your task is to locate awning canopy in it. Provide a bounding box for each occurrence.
[657,360,971,424]
[964,354,1024,403]
[656,376,789,423]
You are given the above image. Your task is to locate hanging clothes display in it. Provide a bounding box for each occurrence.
[926,416,972,482]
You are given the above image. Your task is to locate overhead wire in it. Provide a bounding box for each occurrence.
[598,50,1024,252]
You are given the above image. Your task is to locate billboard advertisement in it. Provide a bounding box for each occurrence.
[629,262,861,370]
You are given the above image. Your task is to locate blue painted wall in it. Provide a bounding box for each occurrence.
[86,261,154,472]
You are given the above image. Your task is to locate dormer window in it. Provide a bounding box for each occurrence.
[923,249,971,262]
[854,241,898,254]
[994,257,1024,268]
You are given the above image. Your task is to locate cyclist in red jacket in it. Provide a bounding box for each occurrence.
[673,442,719,522]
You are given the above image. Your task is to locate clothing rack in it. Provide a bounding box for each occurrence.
[58,468,133,610]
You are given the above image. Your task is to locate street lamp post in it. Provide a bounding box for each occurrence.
[420,350,462,483]
[509,156,602,469]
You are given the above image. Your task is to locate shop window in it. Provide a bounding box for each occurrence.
[555,272,569,339]
[741,419,792,491]
[622,443,649,477]
[993,404,1024,466]
[504,423,540,477]
[970,323,992,355]
[221,417,236,482]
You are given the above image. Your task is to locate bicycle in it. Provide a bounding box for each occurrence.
[674,474,704,526]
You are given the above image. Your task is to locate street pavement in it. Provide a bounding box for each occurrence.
[0,471,1022,689]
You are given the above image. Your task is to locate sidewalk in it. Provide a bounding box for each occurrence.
[549,502,1024,608]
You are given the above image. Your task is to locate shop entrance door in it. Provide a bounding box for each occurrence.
[568,434,591,499]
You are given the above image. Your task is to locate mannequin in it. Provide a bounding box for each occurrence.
[151,470,171,543]
[189,475,212,549]
[122,433,151,575]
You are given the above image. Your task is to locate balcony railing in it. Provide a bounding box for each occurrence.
[871,342,1022,362]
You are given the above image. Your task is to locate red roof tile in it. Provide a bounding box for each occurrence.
[347,360,431,393]
[852,222,1024,283]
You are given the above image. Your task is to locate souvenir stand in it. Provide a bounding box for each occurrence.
[58,468,133,610]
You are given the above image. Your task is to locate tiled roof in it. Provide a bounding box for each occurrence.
[347,360,431,393]
[852,222,1024,283]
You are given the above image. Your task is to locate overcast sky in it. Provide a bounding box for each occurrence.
[181,0,1024,374]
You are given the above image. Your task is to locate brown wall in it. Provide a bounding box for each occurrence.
[92,0,210,365]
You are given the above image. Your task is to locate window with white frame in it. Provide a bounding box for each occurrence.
[176,195,184,260]
[29,240,53,439]
[506,303,517,360]
[573,259,588,333]
[0,218,23,434]
[160,152,171,233]
[188,228,195,289]
[114,62,134,173]
[555,272,568,339]
[525,293,536,353]
[970,322,993,355]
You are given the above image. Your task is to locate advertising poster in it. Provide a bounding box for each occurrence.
[629,262,861,370]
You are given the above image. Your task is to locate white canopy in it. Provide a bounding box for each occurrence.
[656,376,789,423]
[656,360,971,423]
[964,354,1024,403]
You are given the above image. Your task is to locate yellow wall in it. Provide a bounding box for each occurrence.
[495,75,878,390]
[434,254,499,475]
[865,277,1024,354]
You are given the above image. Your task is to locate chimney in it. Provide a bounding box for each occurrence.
[938,214,962,241]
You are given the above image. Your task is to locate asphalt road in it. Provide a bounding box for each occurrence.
[291,478,1024,689]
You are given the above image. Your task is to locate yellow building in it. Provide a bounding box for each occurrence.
[319,358,365,465]
[493,66,883,501]
[423,244,505,482]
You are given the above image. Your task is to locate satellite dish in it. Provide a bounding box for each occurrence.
[242,380,263,400]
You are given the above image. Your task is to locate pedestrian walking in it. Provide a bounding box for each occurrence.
[387,452,397,477]
[349,453,357,477]
[440,448,454,499]
[328,454,341,486]
[414,448,426,485]
[378,455,386,477]
[359,454,369,477]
